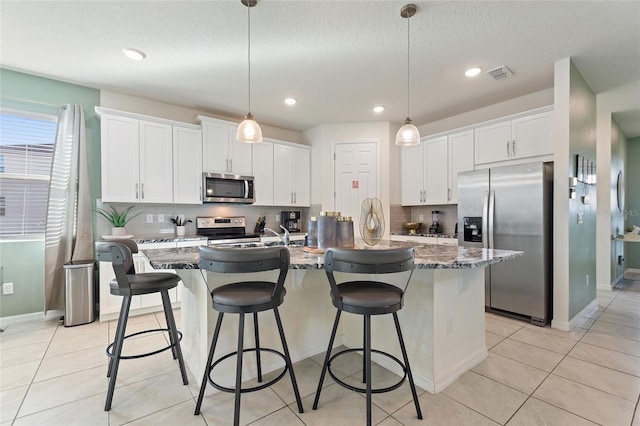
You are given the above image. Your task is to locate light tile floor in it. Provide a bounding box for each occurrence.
[1,281,639,425]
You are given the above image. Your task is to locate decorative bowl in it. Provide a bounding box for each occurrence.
[402,222,423,235]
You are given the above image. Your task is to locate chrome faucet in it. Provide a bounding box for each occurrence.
[263,226,290,245]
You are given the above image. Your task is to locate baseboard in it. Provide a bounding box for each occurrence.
[0,309,64,325]
[342,334,487,394]
[624,268,640,281]
[432,347,487,393]
[568,298,598,329]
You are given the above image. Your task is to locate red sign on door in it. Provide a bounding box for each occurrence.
[352,180,359,189]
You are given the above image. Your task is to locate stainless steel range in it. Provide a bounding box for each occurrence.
[196,216,261,245]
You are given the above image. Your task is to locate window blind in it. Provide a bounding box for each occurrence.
[0,111,57,236]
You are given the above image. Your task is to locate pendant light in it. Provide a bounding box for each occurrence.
[395,3,420,147]
[237,0,263,143]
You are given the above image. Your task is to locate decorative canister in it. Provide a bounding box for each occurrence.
[337,216,354,248]
[307,216,318,247]
[318,211,339,250]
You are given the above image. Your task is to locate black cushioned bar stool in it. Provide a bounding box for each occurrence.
[194,246,303,426]
[313,247,423,425]
[95,240,188,411]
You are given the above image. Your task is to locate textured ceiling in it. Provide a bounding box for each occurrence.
[1,1,639,136]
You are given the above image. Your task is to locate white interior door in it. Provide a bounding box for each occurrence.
[334,142,377,219]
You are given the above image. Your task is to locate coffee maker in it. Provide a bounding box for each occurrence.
[281,211,301,233]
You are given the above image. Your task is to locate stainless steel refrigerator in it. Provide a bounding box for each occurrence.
[457,162,553,325]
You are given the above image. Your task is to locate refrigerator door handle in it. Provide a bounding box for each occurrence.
[482,191,489,249]
[488,190,495,249]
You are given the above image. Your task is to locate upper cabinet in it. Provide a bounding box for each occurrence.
[173,126,203,204]
[100,114,173,203]
[401,131,473,206]
[474,109,552,165]
[252,141,274,206]
[198,117,253,176]
[273,143,310,207]
[447,130,474,204]
[97,107,201,204]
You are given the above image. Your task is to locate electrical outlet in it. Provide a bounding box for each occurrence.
[419,214,424,222]
[2,282,14,295]
[146,214,153,223]
[275,215,280,222]
[586,274,589,286]
[446,317,453,335]
[577,213,584,224]
[158,214,165,223]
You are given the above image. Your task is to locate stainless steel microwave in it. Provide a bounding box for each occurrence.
[202,172,255,204]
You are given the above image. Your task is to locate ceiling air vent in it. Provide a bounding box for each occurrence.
[486,65,514,80]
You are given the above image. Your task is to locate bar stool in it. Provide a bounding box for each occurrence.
[194,246,303,426]
[313,247,422,425]
[95,240,188,411]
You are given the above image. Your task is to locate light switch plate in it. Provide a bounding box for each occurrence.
[577,212,584,224]
[158,214,165,223]
[146,214,153,223]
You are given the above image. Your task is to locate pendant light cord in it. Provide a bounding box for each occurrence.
[247,3,252,113]
[406,11,411,118]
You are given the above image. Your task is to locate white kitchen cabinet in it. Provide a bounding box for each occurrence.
[447,130,474,204]
[424,136,448,205]
[173,126,203,204]
[402,131,473,206]
[252,141,274,205]
[99,114,173,203]
[139,120,174,203]
[273,143,310,206]
[100,114,140,202]
[401,143,426,205]
[199,117,253,176]
[474,109,552,165]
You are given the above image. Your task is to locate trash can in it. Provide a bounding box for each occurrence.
[63,260,96,327]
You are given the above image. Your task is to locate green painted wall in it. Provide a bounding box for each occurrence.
[567,61,597,318]
[627,137,640,269]
[0,68,100,317]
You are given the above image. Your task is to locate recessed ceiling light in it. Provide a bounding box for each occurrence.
[465,67,482,77]
[373,105,385,113]
[123,48,146,61]
[284,97,297,106]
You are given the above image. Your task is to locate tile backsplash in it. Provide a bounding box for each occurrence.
[95,201,310,238]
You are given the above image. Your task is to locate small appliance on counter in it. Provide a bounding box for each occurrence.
[428,210,442,234]
[281,211,301,232]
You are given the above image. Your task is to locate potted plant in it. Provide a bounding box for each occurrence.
[171,215,192,237]
[95,205,141,236]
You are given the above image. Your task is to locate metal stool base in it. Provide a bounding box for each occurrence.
[206,347,290,394]
[106,328,183,360]
[327,348,408,394]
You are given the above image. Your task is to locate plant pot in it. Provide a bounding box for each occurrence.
[112,227,127,236]
[176,225,186,237]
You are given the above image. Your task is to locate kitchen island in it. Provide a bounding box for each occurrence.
[143,241,521,393]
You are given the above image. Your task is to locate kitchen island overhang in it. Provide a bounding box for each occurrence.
[143,242,522,394]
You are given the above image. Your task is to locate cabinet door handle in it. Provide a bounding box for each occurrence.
[141,183,145,199]
[511,140,516,157]
[506,141,511,158]
[448,188,451,202]
[229,158,233,172]
[136,183,139,199]
[291,192,294,204]
[199,186,202,201]
[225,158,229,172]
[294,192,297,204]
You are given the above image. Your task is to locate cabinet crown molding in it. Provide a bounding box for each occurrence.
[95,106,200,129]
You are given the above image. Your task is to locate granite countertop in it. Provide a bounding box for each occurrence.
[143,240,522,271]
[391,232,458,239]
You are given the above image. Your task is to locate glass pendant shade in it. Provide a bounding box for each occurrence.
[395,117,420,146]
[237,112,263,143]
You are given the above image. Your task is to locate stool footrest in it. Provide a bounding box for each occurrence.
[207,347,289,394]
[106,328,183,360]
[328,348,407,394]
